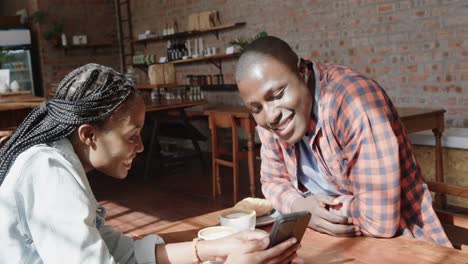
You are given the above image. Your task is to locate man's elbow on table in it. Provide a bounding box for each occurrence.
[359,217,400,238]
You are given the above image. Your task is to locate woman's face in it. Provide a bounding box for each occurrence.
[88,95,146,179]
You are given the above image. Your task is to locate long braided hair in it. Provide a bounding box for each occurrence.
[0,63,136,186]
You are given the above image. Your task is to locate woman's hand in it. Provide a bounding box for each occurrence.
[206,230,299,263]
[224,235,300,264]
[292,195,361,237]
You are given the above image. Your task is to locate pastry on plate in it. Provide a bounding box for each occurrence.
[234,197,273,217]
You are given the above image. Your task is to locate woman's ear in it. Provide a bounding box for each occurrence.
[77,124,96,146]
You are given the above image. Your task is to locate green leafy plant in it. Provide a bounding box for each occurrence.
[228,31,268,52]
[29,10,64,46]
[29,10,47,24]
[0,49,10,66]
[43,21,64,41]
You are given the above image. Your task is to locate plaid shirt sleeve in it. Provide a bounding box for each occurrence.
[257,127,302,213]
[326,75,402,237]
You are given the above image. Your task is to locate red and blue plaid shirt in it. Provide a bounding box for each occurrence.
[258,62,451,247]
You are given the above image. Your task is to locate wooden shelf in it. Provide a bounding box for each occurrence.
[63,43,114,54]
[133,53,240,69]
[135,83,237,91]
[133,22,246,44]
[135,83,180,89]
[0,91,31,96]
[172,53,240,65]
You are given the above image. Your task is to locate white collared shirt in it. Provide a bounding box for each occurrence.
[0,138,163,263]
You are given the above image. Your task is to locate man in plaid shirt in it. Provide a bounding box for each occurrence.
[235,36,451,247]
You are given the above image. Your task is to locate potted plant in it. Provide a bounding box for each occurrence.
[29,10,64,47]
[29,10,46,24]
[43,21,64,47]
[0,49,10,68]
[228,31,268,53]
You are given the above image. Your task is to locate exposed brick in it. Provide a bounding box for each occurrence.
[378,4,394,13]
[448,40,463,48]
[25,0,468,128]
[409,74,429,82]
[461,73,468,81]
[444,85,464,94]
[423,85,440,93]
[369,56,384,64]
[401,65,418,73]
[424,63,443,73]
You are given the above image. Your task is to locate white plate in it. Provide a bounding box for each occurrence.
[256,210,281,227]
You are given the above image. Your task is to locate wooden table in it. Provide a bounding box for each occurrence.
[204,107,257,198]
[136,209,468,264]
[143,99,208,179]
[145,99,207,113]
[397,107,446,208]
[0,95,44,129]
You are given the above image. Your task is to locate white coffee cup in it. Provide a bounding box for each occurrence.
[218,208,256,232]
[197,226,237,241]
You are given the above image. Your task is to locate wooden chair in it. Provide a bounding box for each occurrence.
[208,111,258,204]
[427,181,468,251]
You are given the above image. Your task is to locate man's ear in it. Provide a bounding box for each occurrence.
[77,124,96,146]
[298,58,307,76]
[298,58,312,83]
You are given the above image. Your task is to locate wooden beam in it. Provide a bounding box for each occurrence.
[436,210,468,230]
[427,181,468,198]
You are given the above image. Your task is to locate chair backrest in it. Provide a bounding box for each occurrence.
[208,112,236,129]
[208,112,239,158]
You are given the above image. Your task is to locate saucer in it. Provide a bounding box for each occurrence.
[256,209,281,227]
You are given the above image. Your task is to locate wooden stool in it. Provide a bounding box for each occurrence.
[208,111,258,204]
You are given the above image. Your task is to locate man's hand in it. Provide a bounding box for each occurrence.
[291,194,361,237]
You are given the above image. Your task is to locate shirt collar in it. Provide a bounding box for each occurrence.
[307,61,321,135]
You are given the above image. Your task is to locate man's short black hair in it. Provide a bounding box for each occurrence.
[236,36,298,83]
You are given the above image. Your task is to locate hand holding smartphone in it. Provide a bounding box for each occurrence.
[268,211,311,248]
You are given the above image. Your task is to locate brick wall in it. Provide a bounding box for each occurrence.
[130,0,468,128]
[31,0,120,97]
[0,0,28,16]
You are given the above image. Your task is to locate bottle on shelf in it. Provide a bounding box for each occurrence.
[150,88,159,100]
[173,20,178,33]
[163,22,169,36]
[61,33,67,47]
[167,40,173,61]
[174,39,181,60]
[186,39,192,57]
[124,66,135,82]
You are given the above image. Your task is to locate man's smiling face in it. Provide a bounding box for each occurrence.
[237,58,313,144]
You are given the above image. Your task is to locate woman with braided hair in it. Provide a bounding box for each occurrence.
[0,64,299,264]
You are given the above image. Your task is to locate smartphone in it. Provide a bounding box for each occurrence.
[268,211,311,248]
